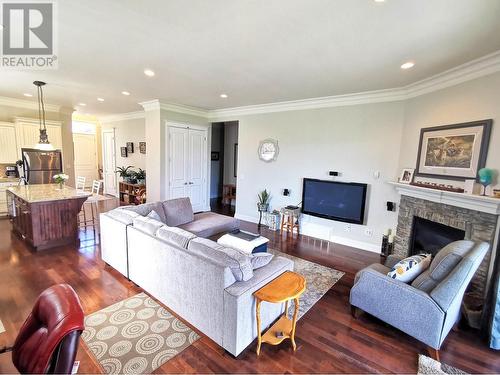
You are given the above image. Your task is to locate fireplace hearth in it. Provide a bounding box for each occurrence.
[410,216,466,257]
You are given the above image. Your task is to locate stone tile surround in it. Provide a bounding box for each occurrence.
[394,195,497,301]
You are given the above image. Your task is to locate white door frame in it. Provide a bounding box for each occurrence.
[166,121,211,212]
[102,128,118,196]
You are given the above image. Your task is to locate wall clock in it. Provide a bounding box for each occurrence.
[258,139,279,162]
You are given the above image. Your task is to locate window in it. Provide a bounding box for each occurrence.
[72,121,96,134]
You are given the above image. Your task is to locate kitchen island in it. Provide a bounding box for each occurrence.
[6,184,91,251]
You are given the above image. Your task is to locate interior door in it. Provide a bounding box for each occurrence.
[169,126,189,199]
[73,133,98,187]
[102,129,117,196]
[188,129,207,212]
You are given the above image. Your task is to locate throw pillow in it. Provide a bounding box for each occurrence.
[188,238,253,282]
[147,210,162,221]
[162,198,194,227]
[132,216,165,236]
[387,254,432,283]
[249,252,274,269]
[156,225,196,249]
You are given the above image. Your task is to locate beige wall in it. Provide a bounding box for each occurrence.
[399,71,500,190]
[221,102,405,251]
[102,117,146,172]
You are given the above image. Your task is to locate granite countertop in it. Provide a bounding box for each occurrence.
[0,177,19,183]
[7,184,92,203]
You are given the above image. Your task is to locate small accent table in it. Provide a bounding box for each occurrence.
[253,271,306,355]
[280,207,300,235]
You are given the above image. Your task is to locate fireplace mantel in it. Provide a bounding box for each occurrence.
[388,182,500,215]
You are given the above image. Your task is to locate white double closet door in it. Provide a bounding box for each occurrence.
[168,125,208,212]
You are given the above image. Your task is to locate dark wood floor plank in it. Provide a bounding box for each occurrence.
[0,213,499,374]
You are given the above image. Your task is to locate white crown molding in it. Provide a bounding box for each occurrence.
[103,49,500,121]
[13,117,62,126]
[99,110,145,123]
[405,49,500,98]
[0,96,61,113]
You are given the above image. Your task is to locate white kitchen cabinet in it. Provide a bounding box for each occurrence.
[14,117,63,158]
[0,122,18,163]
[0,181,18,216]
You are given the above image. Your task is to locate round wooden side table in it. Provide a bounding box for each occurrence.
[253,271,306,355]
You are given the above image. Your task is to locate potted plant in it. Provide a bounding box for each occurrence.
[134,168,146,185]
[53,173,69,189]
[115,166,134,183]
[257,189,270,212]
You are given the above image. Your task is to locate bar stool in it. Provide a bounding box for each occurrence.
[280,207,300,236]
[76,176,86,191]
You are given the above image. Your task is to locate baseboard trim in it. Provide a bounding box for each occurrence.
[235,213,381,253]
[329,235,381,254]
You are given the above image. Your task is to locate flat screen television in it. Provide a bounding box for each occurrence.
[301,178,367,224]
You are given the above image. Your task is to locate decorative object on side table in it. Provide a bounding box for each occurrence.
[126,142,134,153]
[120,146,128,157]
[115,165,134,182]
[257,189,271,228]
[478,168,494,196]
[265,210,281,231]
[399,168,414,184]
[253,271,306,356]
[387,234,394,255]
[381,228,392,257]
[134,168,146,185]
[53,173,69,189]
[139,141,146,154]
[415,119,492,180]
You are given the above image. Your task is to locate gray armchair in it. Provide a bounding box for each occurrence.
[349,240,488,360]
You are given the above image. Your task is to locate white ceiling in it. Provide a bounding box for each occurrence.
[1,0,500,116]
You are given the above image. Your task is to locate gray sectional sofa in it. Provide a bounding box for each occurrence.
[100,198,294,356]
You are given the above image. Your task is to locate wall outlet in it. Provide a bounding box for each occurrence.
[344,224,352,233]
[364,228,373,237]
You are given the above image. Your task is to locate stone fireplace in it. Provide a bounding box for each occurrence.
[391,183,500,303]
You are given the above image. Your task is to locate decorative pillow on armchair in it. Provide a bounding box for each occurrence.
[387,254,432,283]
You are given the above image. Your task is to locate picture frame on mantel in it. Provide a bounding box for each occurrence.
[415,119,492,180]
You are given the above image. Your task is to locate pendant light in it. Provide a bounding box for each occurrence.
[33,80,54,151]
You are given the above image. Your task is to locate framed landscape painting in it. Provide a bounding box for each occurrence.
[415,120,492,180]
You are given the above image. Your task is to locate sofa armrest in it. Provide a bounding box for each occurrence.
[350,268,445,349]
[385,254,403,268]
[222,256,294,356]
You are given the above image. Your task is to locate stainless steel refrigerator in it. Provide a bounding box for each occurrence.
[22,148,63,184]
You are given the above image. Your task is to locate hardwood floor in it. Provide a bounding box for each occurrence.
[0,217,499,374]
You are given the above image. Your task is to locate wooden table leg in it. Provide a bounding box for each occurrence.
[256,299,262,356]
[290,298,299,351]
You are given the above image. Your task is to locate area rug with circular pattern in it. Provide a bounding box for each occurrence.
[82,293,199,374]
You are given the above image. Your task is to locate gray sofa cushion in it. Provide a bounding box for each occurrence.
[179,212,240,238]
[188,238,253,281]
[412,240,472,292]
[106,208,140,224]
[147,210,162,221]
[123,202,167,223]
[157,225,196,249]
[250,252,274,269]
[133,216,165,235]
[163,198,194,226]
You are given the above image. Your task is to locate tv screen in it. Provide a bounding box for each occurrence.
[301,178,367,224]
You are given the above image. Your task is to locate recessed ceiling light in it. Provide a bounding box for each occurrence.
[78,102,86,106]
[97,97,104,102]
[374,0,385,2]
[401,61,415,70]
[23,93,33,97]
[144,69,155,77]
[122,91,130,96]
[220,94,228,98]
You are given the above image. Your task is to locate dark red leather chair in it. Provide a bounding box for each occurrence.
[1,284,85,374]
